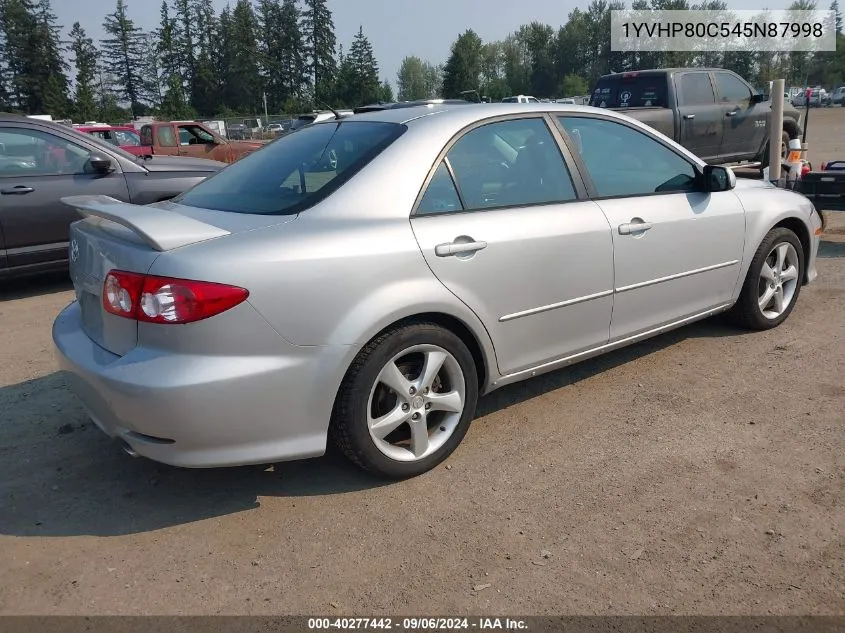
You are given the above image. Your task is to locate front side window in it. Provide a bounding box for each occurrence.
[0,127,96,176]
[442,117,576,210]
[558,116,697,197]
[715,72,752,104]
[178,124,215,145]
[176,121,405,215]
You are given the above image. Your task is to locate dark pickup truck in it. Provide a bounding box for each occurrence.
[589,68,803,168]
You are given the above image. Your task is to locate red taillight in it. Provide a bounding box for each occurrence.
[102,270,249,324]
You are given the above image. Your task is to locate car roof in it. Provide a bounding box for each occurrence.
[347,101,613,128]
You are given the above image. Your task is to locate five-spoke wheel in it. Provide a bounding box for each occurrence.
[731,227,805,330]
[331,323,478,478]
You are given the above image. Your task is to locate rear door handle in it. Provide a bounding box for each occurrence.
[682,114,695,120]
[618,222,653,235]
[725,111,738,117]
[435,240,488,257]
[1,186,34,195]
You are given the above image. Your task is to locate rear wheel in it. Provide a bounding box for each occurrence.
[760,130,791,170]
[330,323,478,479]
[730,228,804,330]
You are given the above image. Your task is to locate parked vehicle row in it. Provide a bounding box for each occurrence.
[52,102,822,479]
[0,115,224,278]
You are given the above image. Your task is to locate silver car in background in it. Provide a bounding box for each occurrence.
[53,103,823,479]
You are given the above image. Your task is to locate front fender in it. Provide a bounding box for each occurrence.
[730,185,816,301]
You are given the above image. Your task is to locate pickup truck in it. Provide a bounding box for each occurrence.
[589,68,803,168]
[137,120,264,163]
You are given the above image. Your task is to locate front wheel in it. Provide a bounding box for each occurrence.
[730,228,805,330]
[330,323,479,479]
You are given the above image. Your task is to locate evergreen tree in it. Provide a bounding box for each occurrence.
[191,0,218,115]
[101,0,147,118]
[441,30,484,98]
[379,79,393,103]
[832,0,843,35]
[347,26,379,106]
[69,22,98,121]
[257,0,284,110]
[397,56,428,101]
[0,0,68,114]
[173,0,195,94]
[156,1,179,81]
[301,0,336,103]
[278,0,308,102]
[224,0,260,112]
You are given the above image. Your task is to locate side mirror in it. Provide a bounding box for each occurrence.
[702,164,735,192]
[750,92,766,104]
[88,153,114,174]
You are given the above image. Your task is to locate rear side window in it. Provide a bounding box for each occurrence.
[679,73,716,106]
[432,117,576,211]
[590,74,668,108]
[157,125,177,147]
[176,121,406,215]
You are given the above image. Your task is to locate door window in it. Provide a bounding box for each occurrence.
[558,116,697,197]
[417,162,463,215]
[432,117,576,212]
[679,73,716,106]
[157,125,177,147]
[177,125,216,146]
[0,127,94,176]
[715,72,752,105]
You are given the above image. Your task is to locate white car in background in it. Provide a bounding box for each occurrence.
[502,95,540,103]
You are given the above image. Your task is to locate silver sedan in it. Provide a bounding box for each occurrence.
[53,103,823,478]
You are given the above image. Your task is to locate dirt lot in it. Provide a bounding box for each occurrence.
[1,109,844,616]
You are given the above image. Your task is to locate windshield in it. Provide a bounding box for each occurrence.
[69,126,140,161]
[590,74,668,108]
[175,120,406,215]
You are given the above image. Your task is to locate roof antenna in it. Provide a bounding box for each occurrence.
[318,102,343,120]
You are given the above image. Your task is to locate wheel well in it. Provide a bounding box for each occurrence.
[773,217,811,282]
[390,313,488,389]
[783,120,798,139]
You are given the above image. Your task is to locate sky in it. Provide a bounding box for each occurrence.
[56,0,797,88]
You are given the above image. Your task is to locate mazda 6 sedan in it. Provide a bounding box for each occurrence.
[53,103,823,479]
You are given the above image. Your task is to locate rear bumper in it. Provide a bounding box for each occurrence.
[52,301,349,468]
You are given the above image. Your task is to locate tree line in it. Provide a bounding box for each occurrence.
[2,0,845,125]
[400,0,845,102]
[0,0,391,122]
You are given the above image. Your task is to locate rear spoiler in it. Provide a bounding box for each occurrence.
[61,195,230,252]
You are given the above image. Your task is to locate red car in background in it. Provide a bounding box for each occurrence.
[73,125,147,156]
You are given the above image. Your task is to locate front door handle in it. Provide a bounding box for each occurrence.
[1,186,34,195]
[682,114,696,120]
[618,221,653,235]
[435,240,488,257]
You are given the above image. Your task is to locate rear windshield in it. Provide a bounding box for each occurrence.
[175,120,405,215]
[590,74,668,108]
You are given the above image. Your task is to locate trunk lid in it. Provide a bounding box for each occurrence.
[62,195,294,356]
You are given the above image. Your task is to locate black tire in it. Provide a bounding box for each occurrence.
[730,227,805,330]
[330,322,479,479]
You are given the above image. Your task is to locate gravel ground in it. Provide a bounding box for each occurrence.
[0,110,843,616]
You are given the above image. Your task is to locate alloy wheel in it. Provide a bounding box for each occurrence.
[758,242,800,319]
[367,344,466,462]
